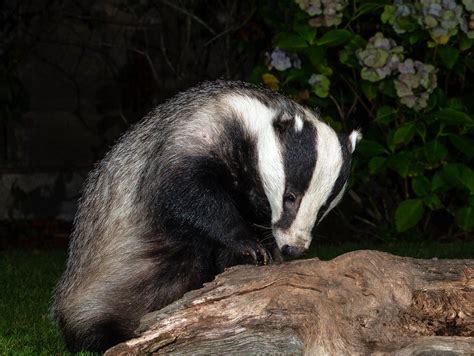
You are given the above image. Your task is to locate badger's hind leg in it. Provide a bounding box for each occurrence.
[60,315,131,353]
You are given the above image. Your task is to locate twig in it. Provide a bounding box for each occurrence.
[338,73,374,119]
[203,5,256,47]
[159,28,177,76]
[159,0,216,35]
[63,13,159,29]
[346,94,358,119]
[329,94,345,121]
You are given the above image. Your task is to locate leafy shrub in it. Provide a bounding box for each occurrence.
[253,0,474,238]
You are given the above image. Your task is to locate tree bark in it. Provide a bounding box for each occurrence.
[105,250,474,355]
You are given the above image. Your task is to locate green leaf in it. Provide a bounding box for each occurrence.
[250,65,267,84]
[470,196,474,206]
[456,206,474,231]
[316,29,352,47]
[423,194,443,210]
[388,153,411,177]
[398,17,419,32]
[434,109,474,126]
[460,34,473,51]
[356,140,387,158]
[424,141,448,165]
[395,199,425,232]
[352,3,382,21]
[381,5,396,23]
[386,130,396,153]
[305,45,324,66]
[294,23,317,44]
[412,176,431,196]
[443,163,474,193]
[311,74,330,98]
[447,97,464,111]
[432,171,452,192]
[447,134,474,159]
[415,122,427,142]
[283,68,306,84]
[318,64,333,76]
[275,33,308,50]
[438,46,460,69]
[393,123,415,146]
[409,31,424,45]
[375,106,396,125]
[345,35,367,50]
[361,81,377,101]
[305,45,332,75]
[338,49,357,67]
[369,156,386,174]
[379,80,397,98]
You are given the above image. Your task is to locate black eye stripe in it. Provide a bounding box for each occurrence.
[284,193,296,203]
[274,116,317,231]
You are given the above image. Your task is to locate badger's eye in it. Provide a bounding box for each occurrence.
[283,193,297,206]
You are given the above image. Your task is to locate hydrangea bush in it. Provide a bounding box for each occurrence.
[254,0,474,237]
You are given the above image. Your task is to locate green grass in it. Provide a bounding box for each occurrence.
[0,241,472,354]
[0,250,68,355]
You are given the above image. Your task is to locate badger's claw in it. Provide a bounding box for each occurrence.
[270,245,284,264]
[257,244,272,265]
[242,243,272,266]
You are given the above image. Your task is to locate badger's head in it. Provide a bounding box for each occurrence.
[269,111,361,258]
[225,94,361,259]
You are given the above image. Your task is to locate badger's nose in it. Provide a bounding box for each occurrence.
[281,245,306,258]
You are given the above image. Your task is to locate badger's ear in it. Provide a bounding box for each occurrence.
[348,130,362,153]
[273,112,293,134]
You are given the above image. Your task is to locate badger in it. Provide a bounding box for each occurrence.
[52,80,361,352]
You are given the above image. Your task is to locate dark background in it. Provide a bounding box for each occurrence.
[1,0,272,248]
[3,1,470,250]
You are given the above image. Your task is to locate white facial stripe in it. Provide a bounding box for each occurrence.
[319,183,347,223]
[294,114,303,132]
[222,94,285,222]
[276,119,343,249]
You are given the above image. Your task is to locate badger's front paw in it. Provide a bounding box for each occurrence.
[240,243,272,266]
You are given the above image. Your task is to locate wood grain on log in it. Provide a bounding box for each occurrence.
[105,250,474,355]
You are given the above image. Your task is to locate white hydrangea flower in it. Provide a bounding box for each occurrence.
[268,49,301,71]
[295,0,348,27]
[418,0,464,43]
[356,32,404,82]
[394,59,437,111]
[269,48,291,71]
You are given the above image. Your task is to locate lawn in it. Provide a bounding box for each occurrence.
[1,241,473,354]
[0,250,68,354]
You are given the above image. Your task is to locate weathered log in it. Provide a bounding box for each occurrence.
[105,250,474,355]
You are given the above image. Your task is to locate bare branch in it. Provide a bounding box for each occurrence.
[159,0,216,35]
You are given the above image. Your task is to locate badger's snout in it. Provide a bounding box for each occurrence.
[273,227,311,259]
[281,245,306,258]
